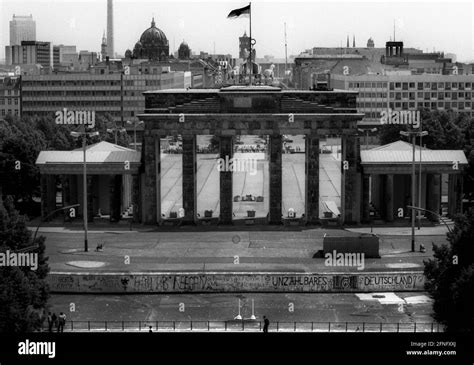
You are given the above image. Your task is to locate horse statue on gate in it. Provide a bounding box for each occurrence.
[262,64,275,84]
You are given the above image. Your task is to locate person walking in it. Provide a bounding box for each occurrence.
[57,312,66,333]
[47,312,53,333]
[51,313,58,332]
[263,316,270,333]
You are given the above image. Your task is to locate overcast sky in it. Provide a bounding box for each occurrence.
[0,0,473,62]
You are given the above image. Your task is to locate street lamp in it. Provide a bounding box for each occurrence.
[357,127,378,150]
[400,129,429,252]
[126,120,144,151]
[71,128,99,252]
[106,126,126,145]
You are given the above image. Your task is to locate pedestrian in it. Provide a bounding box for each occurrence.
[263,316,269,333]
[57,312,66,333]
[47,312,53,332]
[51,313,57,332]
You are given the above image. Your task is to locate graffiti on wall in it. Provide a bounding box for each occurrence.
[48,272,425,293]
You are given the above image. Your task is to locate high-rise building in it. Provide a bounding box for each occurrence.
[5,41,51,68]
[107,0,114,58]
[9,15,36,45]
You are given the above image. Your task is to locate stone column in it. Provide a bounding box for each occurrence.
[385,174,394,222]
[109,174,122,222]
[132,174,141,223]
[341,135,361,224]
[182,135,197,224]
[40,175,52,220]
[269,134,282,224]
[143,135,159,224]
[61,175,70,207]
[219,135,233,224]
[87,175,94,223]
[69,175,78,205]
[362,173,371,222]
[427,174,441,222]
[305,134,319,224]
[448,174,463,217]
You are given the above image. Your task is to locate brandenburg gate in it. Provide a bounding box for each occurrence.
[138,85,364,225]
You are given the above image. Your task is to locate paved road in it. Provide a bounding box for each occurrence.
[47,292,436,332]
[39,229,446,273]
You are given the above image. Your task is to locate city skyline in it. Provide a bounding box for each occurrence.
[0,0,473,62]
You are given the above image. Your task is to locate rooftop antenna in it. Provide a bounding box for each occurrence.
[393,20,396,41]
[284,22,288,76]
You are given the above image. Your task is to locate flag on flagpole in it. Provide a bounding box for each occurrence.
[227,4,250,19]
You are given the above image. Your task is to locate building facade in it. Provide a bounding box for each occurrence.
[5,41,51,68]
[21,71,192,122]
[0,76,21,120]
[9,15,36,45]
[331,73,474,126]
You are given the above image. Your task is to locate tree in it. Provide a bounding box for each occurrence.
[0,196,50,332]
[424,213,474,332]
[0,115,47,207]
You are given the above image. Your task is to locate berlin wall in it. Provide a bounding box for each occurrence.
[48,271,425,293]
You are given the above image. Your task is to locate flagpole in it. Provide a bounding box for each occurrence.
[249,2,252,86]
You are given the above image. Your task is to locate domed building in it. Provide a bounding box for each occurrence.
[178,41,191,60]
[132,18,169,61]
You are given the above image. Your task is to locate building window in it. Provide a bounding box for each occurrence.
[395,102,401,108]
[452,82,458,89]
[14,99,18,105]
[396,92,401,100]
[402,92,408,99]
[439,93,444,100]
[466,92,471,99]
[459,83,465,90]
[402,83,408,90]
[466,83,471,89]
[409,102,416,108]
[459,92,465,99]
[417,82,423,90]
[424,82,431,89]
[452,93,458,100]
[409,82,415,89]
[348,82,353,88]
[7,99,11,105]
[424,93,430,100]
[466,101,471,108]
[390,83,394,90]
[445,92,451,99]
[431,92,437,99]
[445,83,451,90]
[438,101,444,108]
[402,102,408,109]
[395,82,401,89]
[431,83,437,90]
[409,92,415,100]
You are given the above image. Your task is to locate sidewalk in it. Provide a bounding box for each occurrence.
[32,225,448,274]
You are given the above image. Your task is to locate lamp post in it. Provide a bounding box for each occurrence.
[126,120,144,150]
[71,128,99,252]
[357,127,378,150]
[106,125,126,145]
[400,129,429,252]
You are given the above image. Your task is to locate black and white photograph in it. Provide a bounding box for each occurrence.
[0,0,473,361]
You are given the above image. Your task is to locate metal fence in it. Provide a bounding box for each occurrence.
[42,320,443,333]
